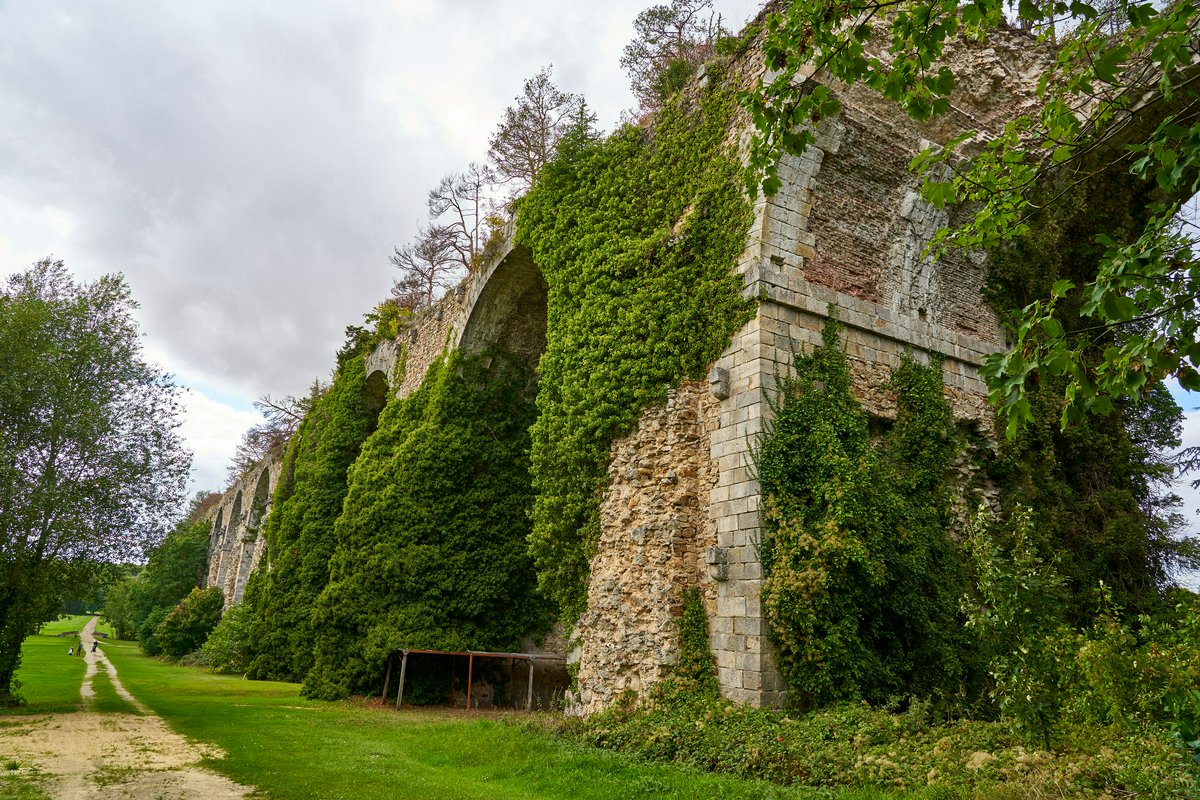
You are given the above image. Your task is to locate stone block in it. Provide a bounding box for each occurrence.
[716,594,747,618]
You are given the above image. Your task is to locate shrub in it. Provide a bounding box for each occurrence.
[155,587,224,659]
[201,601,254,674]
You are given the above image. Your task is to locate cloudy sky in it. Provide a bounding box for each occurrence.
[0,0,760,493]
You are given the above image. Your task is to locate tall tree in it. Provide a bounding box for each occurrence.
[488,66,588,193]
[621,0,724,111]
[0,259,189,703]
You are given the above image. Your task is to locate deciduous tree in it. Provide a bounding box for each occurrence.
[0,259,189,703]
[488,66,589,193]
[621,0,725,111]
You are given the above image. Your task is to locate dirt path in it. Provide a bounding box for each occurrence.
[0,617,255,799]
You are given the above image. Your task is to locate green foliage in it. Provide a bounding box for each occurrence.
[576,682,1195,799]
[200,601,254,674]
[303,348,548,699]
[980,188,1192,612]
[244,345,378,682]
[673,589,716,694]
[155,586,225,659]
[0,259,189,704]
[963,507,1073,748]
[518,86,753,623]
[756,319,968,709]
[102,517,210,655]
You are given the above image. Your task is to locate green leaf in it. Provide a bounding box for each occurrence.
[1051,279,1076,298]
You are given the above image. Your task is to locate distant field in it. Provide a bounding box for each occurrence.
[36,615,91,637]
[8,619,89,713]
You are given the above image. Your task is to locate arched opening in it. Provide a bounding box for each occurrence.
[233,468,271,604]
[364,369,389,419]
[458,244,547,368]
[206,508,225,589]
[217,491,243,595]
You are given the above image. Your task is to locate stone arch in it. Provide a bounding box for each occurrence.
[206,507,225,588]
[457,243,547,367]
[217,490,243,596]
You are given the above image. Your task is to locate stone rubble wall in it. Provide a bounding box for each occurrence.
[570,381,719,713]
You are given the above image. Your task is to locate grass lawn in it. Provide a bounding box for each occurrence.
[6,617,89,713]
[101,643,924,800]
[36,614,92,637]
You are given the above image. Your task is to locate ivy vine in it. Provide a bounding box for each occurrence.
[518,84,754,623]
[302,347,548,700]
[756,319,968,710]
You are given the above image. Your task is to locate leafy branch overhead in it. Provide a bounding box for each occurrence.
[745,0,1200,436]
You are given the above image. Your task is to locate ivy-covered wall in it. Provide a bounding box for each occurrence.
[517,84,754,624]
[302,348,548,699]
[756,319,971,710]
[243,343,378,683]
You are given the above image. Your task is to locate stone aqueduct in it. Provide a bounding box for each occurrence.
[205,28,1045,712]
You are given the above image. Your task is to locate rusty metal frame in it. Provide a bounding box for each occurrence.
[379,648,566,712]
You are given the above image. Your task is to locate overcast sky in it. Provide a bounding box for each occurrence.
[0,0,760,493]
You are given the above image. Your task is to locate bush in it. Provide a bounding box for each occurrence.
[201,601,254,674]
[155,587,224,659]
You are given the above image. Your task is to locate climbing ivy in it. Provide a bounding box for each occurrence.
[302,348,548,700]
[242,339,379,682]
[518,84,754,623]
[756,319,969,710]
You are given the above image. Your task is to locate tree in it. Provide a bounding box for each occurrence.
[488,66,590,193]
[621,0,726,111]
[154,586,224,659]
[744,0,1200,438]
[389,224,465,310]
[427,163,497,271]
[225,391,315,484]
[0,259,189,703]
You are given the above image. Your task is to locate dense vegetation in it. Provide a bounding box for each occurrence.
[518,82,753,622]
[243,336,379,682]
[0,260,189,703]
[757,319,969,710]
[102,511,211,656]
[302,348,547,699]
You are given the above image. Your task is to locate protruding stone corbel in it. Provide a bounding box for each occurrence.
[707,366,730,400]
[706,545,729,582]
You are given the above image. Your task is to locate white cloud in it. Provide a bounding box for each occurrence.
[178,388,262,498]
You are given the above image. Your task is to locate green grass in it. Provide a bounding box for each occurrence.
[5,624,88,713]
[101,644,909,800]
[0,773,52,800]
[35,614,92,637]
[87,661,138,715]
